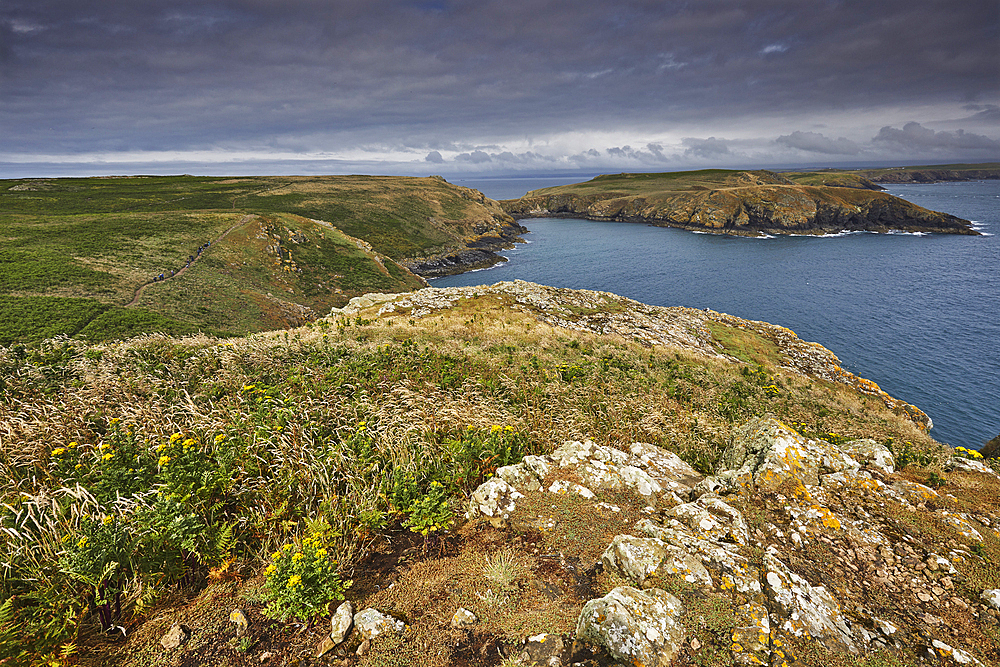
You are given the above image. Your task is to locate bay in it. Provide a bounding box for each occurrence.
[434,178,1000,450]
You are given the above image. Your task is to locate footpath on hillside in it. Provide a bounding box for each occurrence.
[124,214,257,308]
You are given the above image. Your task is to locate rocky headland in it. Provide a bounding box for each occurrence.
[400,182,528,278]
[500,170,979,237]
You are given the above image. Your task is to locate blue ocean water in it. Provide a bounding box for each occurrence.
[435,178,1000,450]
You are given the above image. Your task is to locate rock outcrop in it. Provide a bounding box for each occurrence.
[466,416,1000,666]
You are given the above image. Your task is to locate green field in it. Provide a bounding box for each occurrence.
[0,175,504,343]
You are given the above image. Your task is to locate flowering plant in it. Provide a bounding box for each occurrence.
[954,446,984,460]
[261,532,351,622]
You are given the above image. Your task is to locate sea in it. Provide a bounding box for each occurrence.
[431,177,1000,451]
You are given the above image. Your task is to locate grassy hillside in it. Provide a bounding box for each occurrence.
[0,175,517,343]
[3,281,979,667]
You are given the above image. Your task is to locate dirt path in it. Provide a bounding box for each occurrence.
[124,214,257,308]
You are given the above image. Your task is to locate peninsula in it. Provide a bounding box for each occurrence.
[500,169,980,237]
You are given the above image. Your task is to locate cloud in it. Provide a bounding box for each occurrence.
[775,131,860,155]
[1,1,997,173]
[872,122,1000,152]
[454,150,492,163]
[682,137,731,159]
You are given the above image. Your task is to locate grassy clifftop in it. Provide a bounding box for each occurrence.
[501,169,977,236]
[0,175,522,343]
[4,281,995,667]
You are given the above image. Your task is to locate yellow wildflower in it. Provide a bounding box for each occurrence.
[287,574,302,588]
[158,455,171,467]
[264,564,276,576]
[77,537,88,549]
[271,551,282,561]
[51,447,66,456]
[170,433,182,443]
[102,514,113,526]
[292,552,304,562]
[75,464,83,470]
[102,452,114,461]
[491,425,502,433]
[214,434,226,444]
[69,441,78,448]
[315,548,328,559]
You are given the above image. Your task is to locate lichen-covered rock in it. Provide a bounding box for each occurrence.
[353,608,405,640]
[636,519,758,594]
[948,457,996,475]
[763,549,857,653]
[466,477,524,527]
[929,639,985,665]
[576,586,686,667]
[627,442,705,495]
[451,607,478,629]
[715,418,860,498]
[330,600,354,644]
[159,623,191,650]
[550,440,663,500]
[840,438,895,474]
[601,535,667,586]
[729,601,773,665]
[664,495,750,545]
[981,589,1000,611]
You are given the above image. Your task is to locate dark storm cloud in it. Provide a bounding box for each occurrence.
[873,122,1000,153]
[1,0,997,171]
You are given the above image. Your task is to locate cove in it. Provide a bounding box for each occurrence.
[433,179,1000,450]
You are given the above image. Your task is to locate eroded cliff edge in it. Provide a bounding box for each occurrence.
[500,170,979,237]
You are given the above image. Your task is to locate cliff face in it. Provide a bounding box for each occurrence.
[864,168,1000,184]
[401,183,528,277]
[501,171,978,237]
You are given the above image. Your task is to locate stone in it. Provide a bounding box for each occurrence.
[159,623,191,649]
[982,589,1000,611]
[451,607,478,629]
[466,477,525,527]
[518,633,565,666]
[763,549,857,653]
[229,608,248,637]
[930,639,984,665]
[664,495,750,545]
[601,535,667,586]
[258,651,275,663]
[715,418,858,498]
[841,438,895,474]
[730,601,773,666]
[948,457,995,475]
[576,586,685,667]
[353,608,405,640]
[330,600,354,644]
[315,635,337,658]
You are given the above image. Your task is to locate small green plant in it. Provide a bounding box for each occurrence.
[555,362,585,382]
[261,532,351,623]
[483,548,520,589]
[402,481,453,536]
[926,472,947,489]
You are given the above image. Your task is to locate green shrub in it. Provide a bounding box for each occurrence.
[261,532,351,622]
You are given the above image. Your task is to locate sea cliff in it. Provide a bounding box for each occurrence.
[501,170,979,237]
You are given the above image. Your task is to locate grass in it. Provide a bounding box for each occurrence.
[0,175,507,344]
[0,288,956,666]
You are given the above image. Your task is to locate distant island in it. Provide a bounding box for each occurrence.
[500,167,984,237]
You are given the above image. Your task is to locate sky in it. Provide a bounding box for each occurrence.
[2,0,998,178]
